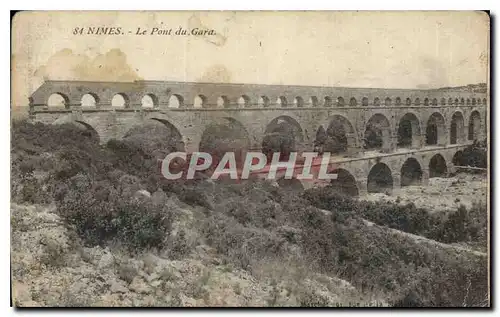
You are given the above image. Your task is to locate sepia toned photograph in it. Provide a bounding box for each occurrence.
[10,10,490,307]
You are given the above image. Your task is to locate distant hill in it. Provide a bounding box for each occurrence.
[434,83,487,93]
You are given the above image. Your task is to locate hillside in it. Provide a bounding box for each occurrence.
[10,120,489,307]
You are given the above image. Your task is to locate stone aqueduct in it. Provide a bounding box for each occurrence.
[29,80,488,194]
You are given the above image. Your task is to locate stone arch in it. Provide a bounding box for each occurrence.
[364,113,391,150]
[397,112,421,148]
[414,98,421,106]
[217,96,230,108]
[460,98,465,105]
[367,162,393,193]
[294,96,305,108]
[362,97,369,106]
[51,114,101,141]
[263,115,304,159]
[349,97,357,107]
[324,96,333,107]
[141,93,159,108]
[468,110,482,141]
[424,98,429,106]
[483,98,487,105]
[238,95,251,108]
[48,92,70,108]
[472,98,476,105]
[277,96,288,107]
[425,112,446,145]
[258,96,270,108]
[374,97,381,106]
[309,96,319,107]
[194,95,208,108]
[144,113,184,142]
[199,117,251,169]
[466,98,471,105]
[395,97,401,106]
[455,98,459,105]
[111,93,130,108]
[452,150,464,167]
[450,111,465,144]
[81,93,99,107]
[320,114,357,154]
[121,117,185,153]
[337,97,345,107]
[147,118,183,138]
[70,120,100,142]
[448,98,453,105]
[329,168,359,196]
[429,154,447,178]
[405,98,411,106]
[385,97,392,106]
[400,158,423,187]
[168,94,184,108]
[440,98,446,105]
[432,98,438,106]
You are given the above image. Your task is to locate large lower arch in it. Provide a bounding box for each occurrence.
[429,154,447,178]
[122,117,185,156]
[262,116,304,160]
[425,112,446,145]
[52,116,100,143]
[329,168,359,196]
[397,113,421,148]
[367,162,394,193]
[452,150,464,167]
[318,115,357,155]
[364,113,391,150]
[400,158,423,187]
[468,111,482,141]
[199,117,251,169]
[450,111,465,144]
[71,120,100,143]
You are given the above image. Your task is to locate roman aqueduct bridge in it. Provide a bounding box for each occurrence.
[28,80,488,194]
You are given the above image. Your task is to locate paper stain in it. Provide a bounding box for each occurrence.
[34,48,142,82]
[198,64,232,83]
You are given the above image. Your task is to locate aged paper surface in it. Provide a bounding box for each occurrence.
[11,11,489,307]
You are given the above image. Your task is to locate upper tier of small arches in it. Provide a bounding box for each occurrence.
[45,92,489,109]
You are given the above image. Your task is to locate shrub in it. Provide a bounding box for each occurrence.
[56,177,172,250]
[202,213,287,270]
[303,187,487,246]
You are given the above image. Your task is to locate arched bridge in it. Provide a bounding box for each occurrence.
[29,80,488,194]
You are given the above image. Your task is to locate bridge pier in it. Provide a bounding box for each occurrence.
[421,168,430,185]
[392,172,401,190]
[346,133,360,156]
[411,134,424,149]
[356,178,368,196]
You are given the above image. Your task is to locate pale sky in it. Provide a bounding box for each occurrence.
[11,11,489,107]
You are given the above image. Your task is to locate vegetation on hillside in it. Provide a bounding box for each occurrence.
[10,119,489,307]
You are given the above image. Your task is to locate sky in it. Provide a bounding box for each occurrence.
[11,11,489,108]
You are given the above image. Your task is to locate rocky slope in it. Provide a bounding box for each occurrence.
[361,173,487,212]
[11,201,381,307]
